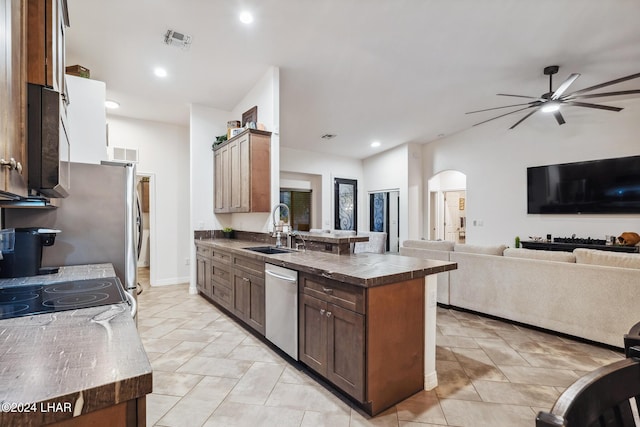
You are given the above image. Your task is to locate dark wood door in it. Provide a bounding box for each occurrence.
[326,303,365,401]
[299,293,327,375]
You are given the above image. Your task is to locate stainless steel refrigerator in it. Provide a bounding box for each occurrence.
[5,161,141,304]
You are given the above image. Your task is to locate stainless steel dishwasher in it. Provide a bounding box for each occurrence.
[265,263,298,360]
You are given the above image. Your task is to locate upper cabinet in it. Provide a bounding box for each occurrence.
[214,129,271,213]
[27,0,68,94]
[0,0,27,197]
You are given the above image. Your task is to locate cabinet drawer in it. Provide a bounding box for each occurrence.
[233,255,264,277]
[212,282,232,307]
[211,261,231,286]
[212,248,232,264]
[196,244,212,258]
[300,274,365,314]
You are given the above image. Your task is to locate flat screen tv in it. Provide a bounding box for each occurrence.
[527,155,640,214]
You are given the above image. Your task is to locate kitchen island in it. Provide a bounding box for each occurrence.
[0,264,152,427]
[194,238,457,415]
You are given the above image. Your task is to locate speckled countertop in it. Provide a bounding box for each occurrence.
[195,238,457,287]
[0,264,152,426]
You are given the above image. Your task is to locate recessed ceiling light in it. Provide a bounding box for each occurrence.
[154,67,168,78]
[541,102,560,113]
[239,11,254,24]
[371,141,381,148]
[105,100,120,109]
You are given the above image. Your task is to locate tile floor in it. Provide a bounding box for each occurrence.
[136,268,624,427]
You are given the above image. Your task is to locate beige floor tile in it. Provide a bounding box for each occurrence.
[226,362,285,405]
[396,390,446,425]
[203,401,305,427]
[152,371,204,397]
[300,410,351,427]
[176,355,253,378]
[227,343,285,364]
[473,338,530,366]
[472,380,559,407]
[278,365,318,386]
[142,318,189,339]
[156,396,220,427]
[153,309,208,320]
[265,382,351,414]
[435,346,457,362]
[160,328,223,343]
[351,406,399,426]
[498,365,580,387]
[399,422,454,427]
[439,400,536,427]
[518,351,604,371]
[185,375,238,402]
[141,337,183,353]
[438,325,499,339]
[151,341,209,372]
[451,348,508,382]
[146,393,180,426]
[434,361,481,401]
[435,334,479,349]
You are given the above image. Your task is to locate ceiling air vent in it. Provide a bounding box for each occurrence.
[163,29,192,49]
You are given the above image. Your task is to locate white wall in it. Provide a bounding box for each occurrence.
[107,116,190,286]
[422,101,640,246]
[66,76,107,163]
[280,147,364,230]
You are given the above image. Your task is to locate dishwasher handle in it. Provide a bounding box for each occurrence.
[265,269,297,283]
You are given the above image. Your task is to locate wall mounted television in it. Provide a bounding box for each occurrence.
[527,155,640,214]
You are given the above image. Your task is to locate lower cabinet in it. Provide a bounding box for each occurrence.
[299,272,425,416]
[194,243,265,335]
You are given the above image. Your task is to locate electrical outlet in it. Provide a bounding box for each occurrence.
[185,257,190,265]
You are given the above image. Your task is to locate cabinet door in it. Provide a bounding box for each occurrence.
[299,293,327,375]
[231,272,249,319]
[246,274,265,334]
[196,255,209,294]
[1,0,27,195]
[211,261,232,309]
[326,303,365,401]
[229,135,250,212]
[214,143,230,213]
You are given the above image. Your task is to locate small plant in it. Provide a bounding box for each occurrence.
[222,227,235,239]
[515,236,521,248]
[222,227,233,233]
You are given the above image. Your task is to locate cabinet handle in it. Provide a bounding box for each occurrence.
[0,158,22,173]
[320,309,325,315]
[322,287,333,294]
[326,311,332,318]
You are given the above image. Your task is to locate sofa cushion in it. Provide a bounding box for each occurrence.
[503,248,576,263]
[574,248,640,269]
[454,243,506,256]
[402,240,454,251]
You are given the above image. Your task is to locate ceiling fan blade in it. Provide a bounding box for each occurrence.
[472,106,535,127]
[566,89,640,100]
[551,73,580,100]
[553,111,566,125]
[509,110,538,129]
[466,102,535,114]
[497,93,539,99]
[563,101,623,112]
[568,72,640,97]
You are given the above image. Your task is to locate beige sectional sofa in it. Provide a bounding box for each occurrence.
[400,240,640,348]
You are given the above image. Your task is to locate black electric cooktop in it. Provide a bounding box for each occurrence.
[0,277,127,320]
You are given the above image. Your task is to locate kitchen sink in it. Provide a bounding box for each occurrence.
[244,246,293,255]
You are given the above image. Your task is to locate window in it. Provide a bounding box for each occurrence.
[280,190,311,231]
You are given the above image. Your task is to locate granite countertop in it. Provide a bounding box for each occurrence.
[294,231,369,244]
[195,238,457,287]
[0,264,152,426]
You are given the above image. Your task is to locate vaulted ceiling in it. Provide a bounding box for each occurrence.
[65,0,640,159]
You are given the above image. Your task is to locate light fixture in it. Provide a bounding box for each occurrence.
[541,102,561,113]
[105,100,120,109]
[239,11,254,24]
[163,29,192,49]
[154,67,168,78]
[371,141,381,148]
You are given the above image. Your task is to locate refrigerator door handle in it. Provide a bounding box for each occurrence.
[124,290,137,319]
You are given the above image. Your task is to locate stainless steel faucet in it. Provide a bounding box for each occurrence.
[272,203,290,248]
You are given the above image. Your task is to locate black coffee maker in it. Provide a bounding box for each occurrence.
[0,228,60,278]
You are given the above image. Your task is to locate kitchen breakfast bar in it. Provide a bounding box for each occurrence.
[194,238,457,415]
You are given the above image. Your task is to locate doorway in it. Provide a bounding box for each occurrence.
[136,173,154,287]
[443,191,466,243]
[427,170,467,243]
[280,189,311,231]
[369,190,400,252]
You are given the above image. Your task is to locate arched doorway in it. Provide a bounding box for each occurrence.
[427,170,467,243]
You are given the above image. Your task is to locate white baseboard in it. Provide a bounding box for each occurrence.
[424,371,438,390]
[150,276,190,287]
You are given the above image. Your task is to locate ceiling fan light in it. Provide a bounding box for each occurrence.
[541,102,560,113]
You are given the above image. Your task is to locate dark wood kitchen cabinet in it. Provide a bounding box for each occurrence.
[299,272,426,415]
[195,244,212,296]
[0,0,28,196]
[231,253,265,334]
[213,129,271,214]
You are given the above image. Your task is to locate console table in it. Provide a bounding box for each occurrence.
[521,241,639,253]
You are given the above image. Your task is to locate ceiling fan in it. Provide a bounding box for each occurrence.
[467,65,640,129]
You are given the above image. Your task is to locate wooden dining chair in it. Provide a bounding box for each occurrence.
[536,347,640,427]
